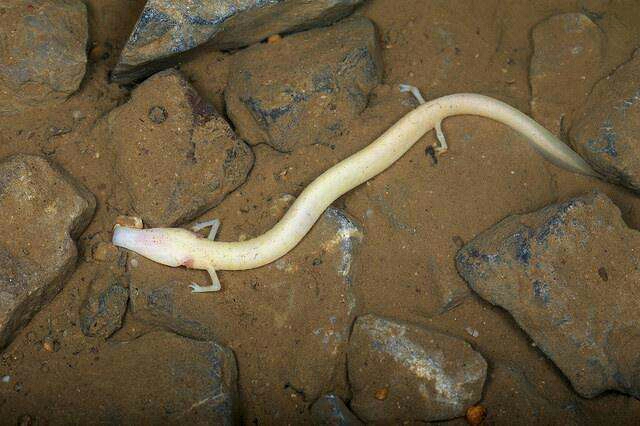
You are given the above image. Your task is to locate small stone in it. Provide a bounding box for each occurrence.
[225,16,382,152]
[92,242,119,262]
[79,270,128,339]
[267,34,282,43]
[466,405,487,426]
[115,215,143,229]
[456,191,640,398]
[42,336,58,353]
[310,394,364,426]
[373,387,388,401]
[348,314,487,422]
[1,375,10,383]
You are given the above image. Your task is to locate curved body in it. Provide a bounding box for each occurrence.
[113,93,598,286]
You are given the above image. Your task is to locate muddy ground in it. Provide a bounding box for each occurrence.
[2,0,640,424]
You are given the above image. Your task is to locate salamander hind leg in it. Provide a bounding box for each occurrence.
[192,219,220,240]
[399,83,448,155]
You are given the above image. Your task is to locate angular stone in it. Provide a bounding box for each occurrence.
[108,69,254,226]
[310,394,363,426]
[52,331,237,423]
[456,191,640,398]
[347,314,487,422]
[530,13,605,136]
[128,204,363,401]
[112,0,364,83]
[0,0,88,115]
[79,269,128,339]
[570,50,640,191]
[0,154,95,349]
[225,16,382,152]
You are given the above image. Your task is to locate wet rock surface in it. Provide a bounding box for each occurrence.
[79,269,128,339]
[128,204,363,402]
[347,314,487,422]
[0,0,88,115]
[112,0,364,82]
[529,13,605,136]
[225,16,382,152]
[570,50,640,192]
[310,394,363,426]
[456,191,640,398]
[107,69,254,226]
[0,154,95,349]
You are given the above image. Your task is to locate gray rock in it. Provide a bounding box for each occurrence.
[225,16,382,152]
[79,269,128,339]
[347,314,487,422]
[107,69,254,226]
[128,204,363,401]
[570,50,640,191]
[310,394,363,426]
[0,0,88,115]
[530,13,605,136]
[88,331,238,423]
[456,191,640,398]
[112,0,365,83]
[0,154,95,349]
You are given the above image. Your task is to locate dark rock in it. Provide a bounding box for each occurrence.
[128,204,363,401]
[225,16,382,152]
[112,0,364,83]
[456,191,640,398]
[570,50,640,191]
[107,69,254,226]
[347,314,487,422]
[79,270,128,339]
[530,13,605,136]
[80,331,238,423]
[310,394,363,426]
[0,0,88,115]
[0,154,95,349]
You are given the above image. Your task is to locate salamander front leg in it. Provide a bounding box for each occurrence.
[189,268,221,293]
[191,219,220,240]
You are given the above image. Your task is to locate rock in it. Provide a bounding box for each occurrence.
[310,394,363,426]
[482,363,583,424]
[529,13,605,136]
[107,69,254,226]
[62,331,238,423]
[111,0,365,82]
[225,16,382,152]
[570,50,640,191]
[347,314,487,422]
[0,154,95,349]
[128,205,363,401]
[79,270,128,339]
[0,0,88,115]
[456,191,640,398]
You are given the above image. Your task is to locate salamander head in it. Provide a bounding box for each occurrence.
[112,225,199,268]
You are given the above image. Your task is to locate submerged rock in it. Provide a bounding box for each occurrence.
[570,50,640,191]
[456,191,640,398]
[107,69,253,227]
[347,314,487,422]
[0,0,88,115]
[225,16,382,152]
[529,13,605,136]
[112,0,365,82]
[0,154,95,349]
[79,270,128,339]
[310,394,363,426]
[128,204,363,401]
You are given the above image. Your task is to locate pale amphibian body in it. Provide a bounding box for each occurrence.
[112,86,598,293]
